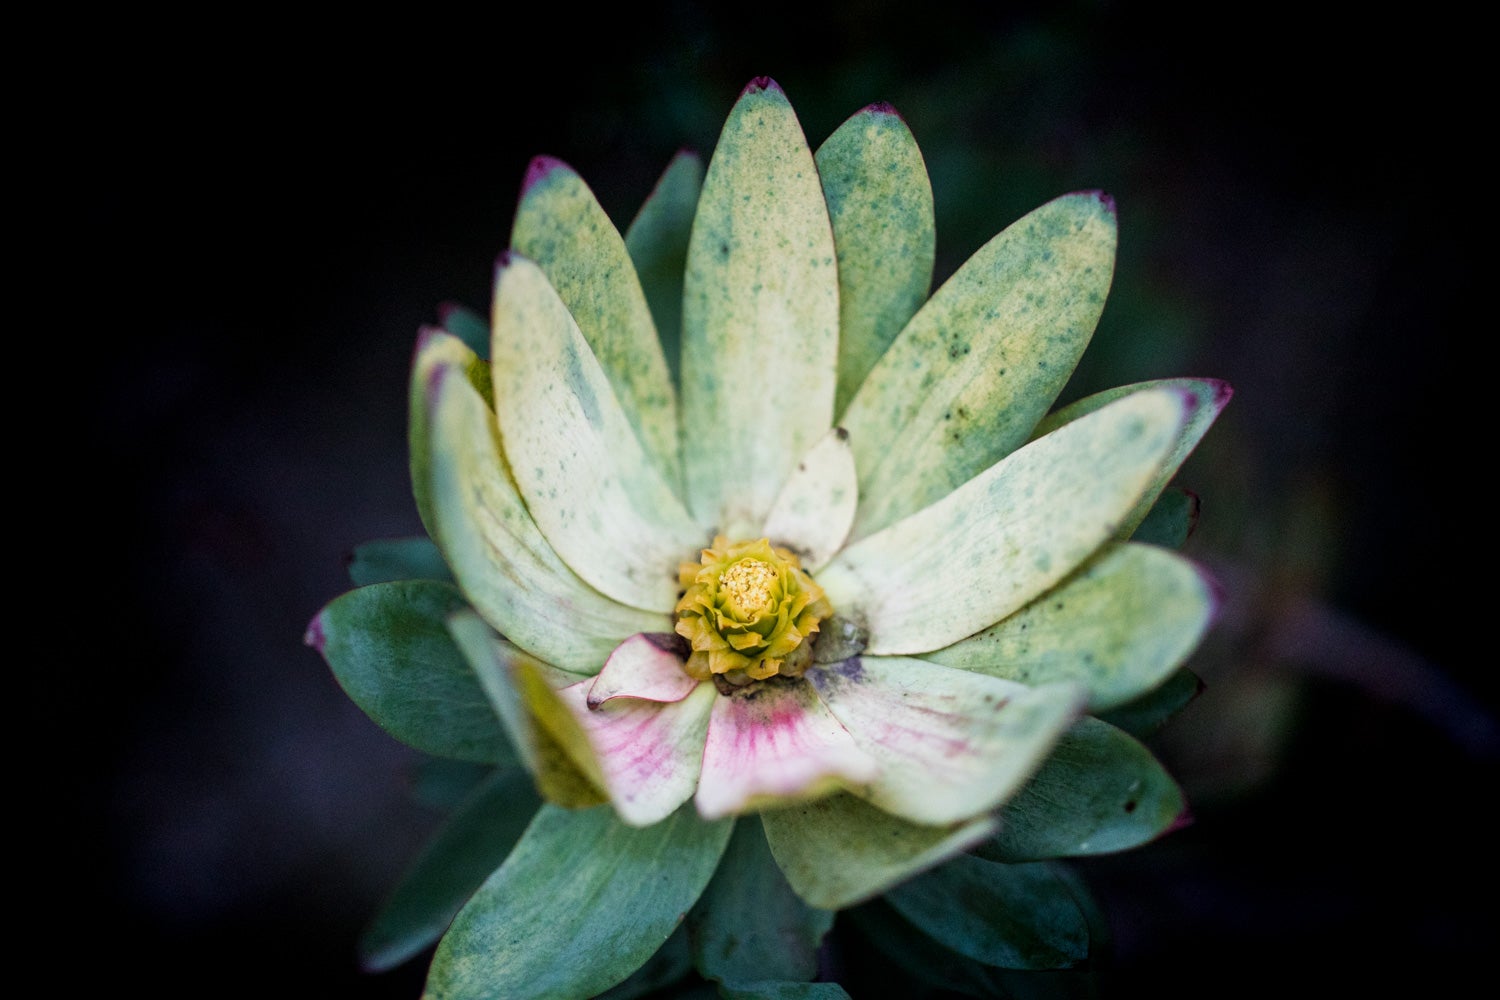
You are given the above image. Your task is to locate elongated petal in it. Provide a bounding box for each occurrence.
[410,327,490,539]
[978,717,1187,862]
[762,793,995,910]
[818,388,1187,655]
[489,255,704,612]
[588,633,700,708]
[1032,377,1232,538]
[816,104,935,417]
[805,656,1084,825]
[360,769,541,972]
[424,803,732,1000]
[695,678,877,820]
[512,157,682,486]
[681,78,839,536]
[447,610,606,809]
[687,815,833,986]
[841,192,1118,539]
[424,355,665,671]
[884,856,1089,970]
[308,581,512,765]
[925,542,1217,710]
[625,150,704,385]
[760,427,858,571]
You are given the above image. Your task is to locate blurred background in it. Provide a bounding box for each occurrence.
[72,2,1491,995]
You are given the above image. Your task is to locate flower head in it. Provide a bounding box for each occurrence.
[309,77,1229,998]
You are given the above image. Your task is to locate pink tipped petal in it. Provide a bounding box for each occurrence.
[806,656,1086,825]
[587,634,699,708]
[695,680,878,820]
[555,680,715,827]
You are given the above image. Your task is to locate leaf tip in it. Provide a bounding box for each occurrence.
[303,611,327,654]
[741,75,783,97]
[1167,803,1195,835]
[522,154,570,195]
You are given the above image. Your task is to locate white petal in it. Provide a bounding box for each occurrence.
[489,255,705,612]
[806,656,1084,825]
[695,679,877,820]
[817,387,1187,655]
[760,427,858,572]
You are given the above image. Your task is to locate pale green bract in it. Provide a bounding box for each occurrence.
[308,77,1229,999]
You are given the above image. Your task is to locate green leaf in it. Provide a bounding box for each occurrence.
[840,192,1117,540]
[849,898,1099,999]
[688,815,833,986]
[980,717,1186,862]
[681,78,839,538]
[761,793,995,910]
[818,389,1187,656]
[596,926,694,1000]
[307,581,512,765]
[437,302,490,359]
[360,769,541,971]
[626,150,704,387]
[719,984,850,999]
[1130,487,1199,548]
[511,157,682,487]
[408,759,493,811]
[1097,666,1204,738]
[924,542,1216,711]
[424,803,733,1000]
[815,103,935,417]
[883,856,1089,970]
[347,536,454,587]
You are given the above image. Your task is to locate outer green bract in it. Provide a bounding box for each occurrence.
[309,76,1229,999]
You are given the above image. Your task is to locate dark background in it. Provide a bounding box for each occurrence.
[71,3,1491,996]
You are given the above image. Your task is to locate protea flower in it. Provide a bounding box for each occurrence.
[309,77,1228,999]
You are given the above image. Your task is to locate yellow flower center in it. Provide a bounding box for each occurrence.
[674,536,833,687]
[718,558,777,617]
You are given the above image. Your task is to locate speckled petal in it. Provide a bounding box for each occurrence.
[761,793,996,910]
[815,103,935,417]
[695,679,877,820]
[817,388,1186,655]
[760,427,858,572]
[681,78,839,537]
[625,150,704,386]
[806,656,1084,824]
[423,352,664,673]
[841,192,1118,540]
[587,633,700,708]
[409,327,490,540]
[489,255,704,613]
[926,542,1218,711]
[511,157,682,489]
[1031,377,1232,538]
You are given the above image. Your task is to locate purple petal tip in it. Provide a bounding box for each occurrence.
[303,613,327,654]
[866,100,900,117]
[1212,379,1235,408]
[495,248,515,272]
[741,76,782,97]
[415,324,444,352]
[1096,191,1116,215]
[522,155,568,194]
[1167,806,1196,834]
